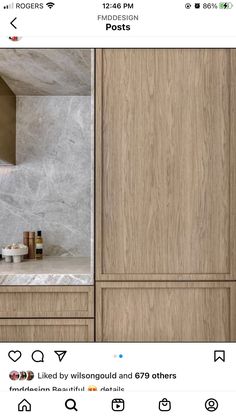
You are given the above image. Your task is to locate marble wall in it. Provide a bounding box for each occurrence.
[0,96,92,257]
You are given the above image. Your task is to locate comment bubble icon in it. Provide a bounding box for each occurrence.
[31,350,44,363]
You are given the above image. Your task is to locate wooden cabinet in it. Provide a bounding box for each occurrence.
[96,49,236,280]
[96,282,236,342]
[95,49,236,342]
[0,286,94,342]
[0,319,94,342]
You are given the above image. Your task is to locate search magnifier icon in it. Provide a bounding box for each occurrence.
[65,399,78,411]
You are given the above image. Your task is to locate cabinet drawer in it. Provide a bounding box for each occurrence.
[0,286,94,318]
[96,281,236,342]
[0,319,94,342]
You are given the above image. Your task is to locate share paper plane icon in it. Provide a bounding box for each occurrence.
[54,351,67,362]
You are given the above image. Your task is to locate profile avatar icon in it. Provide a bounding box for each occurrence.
[9,371,19,381]
[205,398,218,412]
[19,371,27,380]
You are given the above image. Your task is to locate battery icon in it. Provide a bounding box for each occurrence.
[219,2,233,7]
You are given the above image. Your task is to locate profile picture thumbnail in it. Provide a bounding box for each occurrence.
[19,371,27,380]
[9,371,20,381]
[27,371,34,381]
[9,370,34,381]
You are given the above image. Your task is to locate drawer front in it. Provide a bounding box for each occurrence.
[0,319,94,342]
[0,286,94,318]
[96,281,236,342]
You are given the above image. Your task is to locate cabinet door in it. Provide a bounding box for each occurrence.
[96,282,236,342]
[96,49,236,279]
[0,319,94,342]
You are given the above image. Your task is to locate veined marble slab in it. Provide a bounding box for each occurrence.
[0,96,92,258]
[0,257,93,285]
[0,274,93,286]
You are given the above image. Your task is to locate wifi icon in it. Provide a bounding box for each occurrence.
[46,2,55,8]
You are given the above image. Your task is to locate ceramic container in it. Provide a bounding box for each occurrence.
[2,247,28,263]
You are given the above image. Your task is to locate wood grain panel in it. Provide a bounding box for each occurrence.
[0,77,16,164]
[0,286,94,318]
[0,319,94,342]
[230,51,236,276]
[96,282,236,342]
[98,49,230,274]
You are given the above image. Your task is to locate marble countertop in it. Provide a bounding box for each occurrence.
[0,257,93,286]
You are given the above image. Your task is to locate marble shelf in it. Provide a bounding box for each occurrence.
[0,257,93,286]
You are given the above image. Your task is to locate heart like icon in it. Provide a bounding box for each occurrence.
[8,350,22,362]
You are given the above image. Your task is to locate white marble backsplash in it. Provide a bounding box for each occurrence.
[0,96,92,257]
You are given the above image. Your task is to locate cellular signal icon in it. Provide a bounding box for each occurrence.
[3,2,14,8]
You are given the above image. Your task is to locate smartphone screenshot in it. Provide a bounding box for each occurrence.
[0,0,235,417]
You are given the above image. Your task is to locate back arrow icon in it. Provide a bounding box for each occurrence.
[10,17,17,29]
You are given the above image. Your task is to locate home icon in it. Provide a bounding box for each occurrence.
[18,399,31,412]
